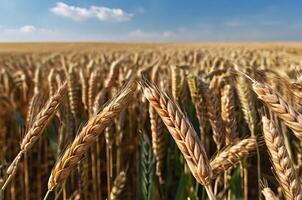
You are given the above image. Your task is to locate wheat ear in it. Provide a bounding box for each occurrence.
[21,82,67,152]
[149,106,166,184]
[79,68,88,111]
[141,78,212,186]
[110,170,127,200]
[221,84,238,144]
[236,76,258,136]
[2,82,67,191]
[88,70,99,117]
[210,137,257,176]
[47,68,56,97]
[262,116,302,200]
[67,65,80,121]
[140,132,156,200]
[47,79,136,191]
[262,187,279,200]
[260,179,279,200]
[104,57,124,88]
[187,75,208,141]
[253,82,302,140]
[199,78,225,149]
[170,65,182,102]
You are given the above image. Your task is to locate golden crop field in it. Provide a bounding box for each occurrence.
[1,43,302,200]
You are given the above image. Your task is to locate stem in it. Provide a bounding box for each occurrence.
[106,144,111,200]
[77,163,83,199]
[1,152,23,191]
[213,176,221,195]
[37,139,42,198]
[63,187,66,200]
[254,138,261,200]
[116,136,121,174]
[205,185,217,200]
[224,169,231,200]
[43,190,51,200]
[96,139,102,200]
[155,174,163,199]
[1,174,13,192]
[243,160,248,200]
[109,147,113,178]
[54,181,65,200]
[91,145,98,200]
[195,182,199,196]
[24,153,29,200]
[0,189,3,200]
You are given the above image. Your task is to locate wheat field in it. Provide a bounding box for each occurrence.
[1,43,302,200]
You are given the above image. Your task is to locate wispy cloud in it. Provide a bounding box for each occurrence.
[128,29,176,41]
[0,25,58,41]
[19,25,36,33]
[2,25,54,34]
[50,2,133,22]
[224,18,285,28]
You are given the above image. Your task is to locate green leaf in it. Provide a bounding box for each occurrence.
[175,173,187,200]
[229,166,243,199]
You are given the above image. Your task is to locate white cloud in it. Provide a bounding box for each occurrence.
[50,2,91,21]
[2,25,53,34]
[0,25,58,41]
[50,2,133,22]
[19,25,36,33]
[128,29,175,40]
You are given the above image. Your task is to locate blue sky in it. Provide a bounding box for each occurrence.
[0,0,301,42]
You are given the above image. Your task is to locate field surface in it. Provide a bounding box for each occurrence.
[1,42,302,200]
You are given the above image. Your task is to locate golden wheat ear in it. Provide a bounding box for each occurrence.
[254,82,302,140]
[262,115,302,200]
[47,78,137,191]
[260,179,279,200]
[140,77,212,186]
[2,82,67,192]
[210,137,258,177]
